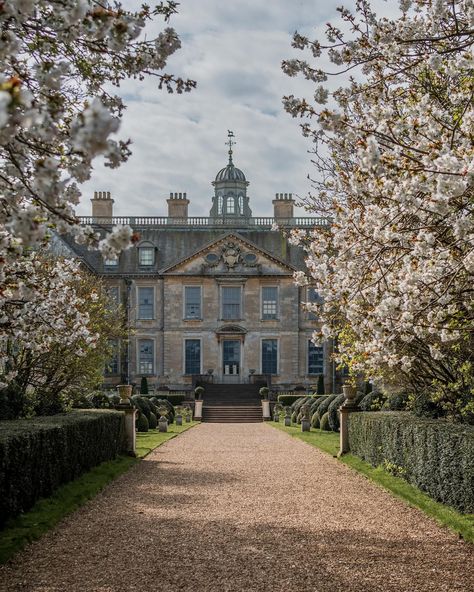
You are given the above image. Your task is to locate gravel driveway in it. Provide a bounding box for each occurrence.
[1,423,473,592]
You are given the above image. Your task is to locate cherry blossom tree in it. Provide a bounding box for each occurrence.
[0,1,195,271]
[0,255,124,418]
[283,0,474,421]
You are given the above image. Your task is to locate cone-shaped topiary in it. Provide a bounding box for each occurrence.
[317,375,325,395]
[140,376,149,395]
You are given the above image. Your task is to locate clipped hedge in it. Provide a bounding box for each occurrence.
[0,410,124,527]
[348,412,474,513]
[277,394,308,406]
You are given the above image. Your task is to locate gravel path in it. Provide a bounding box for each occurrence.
[1,423,473,592]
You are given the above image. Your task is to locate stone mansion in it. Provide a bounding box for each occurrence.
[59,141,336,393]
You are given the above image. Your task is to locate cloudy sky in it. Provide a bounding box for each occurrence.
[78,0,394,219]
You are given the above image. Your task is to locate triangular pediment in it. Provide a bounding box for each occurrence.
[160,232,296,275]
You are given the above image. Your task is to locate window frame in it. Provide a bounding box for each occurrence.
[104,256,118,268]
[307,340,324,375]
[261,338,279,375]
[226,195,235,214]
[137,286,155,320]
[221,285,242,320]
[184,285,202,320]
[261,285,279,320]
[307,287,321,320]
[184,338,201,375]
[105,338,120,375]
[138,245,155,267]
[137,338,154,375]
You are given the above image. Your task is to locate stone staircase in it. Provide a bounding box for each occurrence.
[201,383,263,423]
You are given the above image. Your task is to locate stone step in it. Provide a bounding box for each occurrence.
[202,404,263,423]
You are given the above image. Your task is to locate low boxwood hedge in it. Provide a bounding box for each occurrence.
[0,410,124,527]
[348,412,474,513]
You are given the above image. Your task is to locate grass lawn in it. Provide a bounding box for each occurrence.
[269,421,474,544]
[0,421,198,564]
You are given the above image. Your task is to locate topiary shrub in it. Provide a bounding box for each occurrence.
[310,395,327,414]
[359,391,387,411]
[131,395,152,421]
[384,392,409,411]
[317,394,338,418]
[311,411,320,429]
[136,412,149,432]
[296,411,303,424]
[278,394,307,406]
[148,411,157,429]
[320,412,330,431]
[291,410,298,424]
[88,391,110,409]
[328,394,346,431]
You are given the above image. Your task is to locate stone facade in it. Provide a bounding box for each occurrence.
[60,147,338,393]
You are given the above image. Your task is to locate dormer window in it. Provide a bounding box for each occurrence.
[139,245,155,266]
[104,257,118,268]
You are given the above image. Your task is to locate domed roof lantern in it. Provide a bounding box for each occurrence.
[214,130,247,183]
[210,131,252,219]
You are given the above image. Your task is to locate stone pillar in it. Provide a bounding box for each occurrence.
[339,385,359,456]
[167,192,189,219]
[194,400,203,420]
[116,404,137,457]
[272,193,295,221]
[91,191,114,219]
[261,399,271,421]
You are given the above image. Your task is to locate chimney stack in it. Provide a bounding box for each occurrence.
[167,192,189,219]
[91,191,114,219]
[272,193,295,220]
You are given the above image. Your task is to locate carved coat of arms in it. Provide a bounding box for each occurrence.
[222,242,241,268]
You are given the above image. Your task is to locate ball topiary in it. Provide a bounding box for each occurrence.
[328,394,346,431]
[148,411,157,429]
[320,411,331,431]
[136,412,149,432]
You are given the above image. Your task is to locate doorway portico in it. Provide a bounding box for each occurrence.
[215,325,247,383]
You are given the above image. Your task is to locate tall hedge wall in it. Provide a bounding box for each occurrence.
[0,410,124,527]
[348,412,474,513]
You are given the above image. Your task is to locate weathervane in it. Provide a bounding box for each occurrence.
[225,130,236,164]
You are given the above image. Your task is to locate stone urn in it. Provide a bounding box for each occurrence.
[117,384,132,405]
[342,384,357,408]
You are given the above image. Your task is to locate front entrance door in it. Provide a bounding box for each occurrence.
[222,340,240,383]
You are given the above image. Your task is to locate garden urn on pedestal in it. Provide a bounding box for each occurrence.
[339,384,358,456]
[117,384,132,405]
